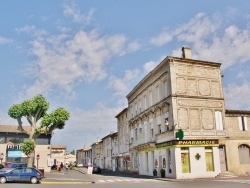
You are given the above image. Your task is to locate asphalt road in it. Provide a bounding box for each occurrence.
[1,168,250,188]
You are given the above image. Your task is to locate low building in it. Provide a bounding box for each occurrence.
[50,145,66,166]
[76,146,92,166]
[0,125,51,173]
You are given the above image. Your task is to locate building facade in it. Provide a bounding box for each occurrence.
[126,47,225,179]
[76,146,92,167]
[0,125,52,173]
[115,108,130,172]
[50,145,66,166]
[223,110,250,176]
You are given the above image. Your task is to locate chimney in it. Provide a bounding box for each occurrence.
[182,47,192,59]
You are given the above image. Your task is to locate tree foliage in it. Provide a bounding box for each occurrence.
[21,139,36,157]
[8,94,70,167]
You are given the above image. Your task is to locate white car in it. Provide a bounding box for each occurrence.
[77,163,83,167]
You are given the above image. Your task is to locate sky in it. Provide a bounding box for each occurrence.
[1,0,250,152]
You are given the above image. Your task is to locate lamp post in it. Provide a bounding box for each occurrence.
[0,153,3,164]
[36,154,40,168]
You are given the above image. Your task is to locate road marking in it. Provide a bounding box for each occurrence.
[41,181,95,184]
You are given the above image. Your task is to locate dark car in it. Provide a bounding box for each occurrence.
[0,167,43,184]
[92,165,101,174]
[0,164,4,169]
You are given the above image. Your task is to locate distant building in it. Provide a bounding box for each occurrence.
[76,146,92,166]
[50,145,66,165]
[115,108,130,172]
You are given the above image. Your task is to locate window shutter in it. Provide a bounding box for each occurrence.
[244,117,248,131]
[238,117,243,131]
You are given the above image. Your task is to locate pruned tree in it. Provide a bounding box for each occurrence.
[8,94,70,167]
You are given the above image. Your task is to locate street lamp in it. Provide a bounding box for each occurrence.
[36,154,40,168]
[0,153,3,164]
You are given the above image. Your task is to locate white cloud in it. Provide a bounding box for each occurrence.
[19,28,140,99]
[109,69,140,96]
[143,60,160,74]
[63,1,94,24]
[16,25,47,37]
[224,82,250,110]
[151,12,250,70]
[52,104,120,149]
[0,36,12,44]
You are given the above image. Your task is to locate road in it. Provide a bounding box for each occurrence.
[0,168,250,188]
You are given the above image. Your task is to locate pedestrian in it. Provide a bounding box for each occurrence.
[64,163,69,174]
[153,168,157,177]
[60,162,64,173]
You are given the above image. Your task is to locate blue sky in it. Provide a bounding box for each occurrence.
[1,0,250,152]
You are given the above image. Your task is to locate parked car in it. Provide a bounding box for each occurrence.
[0,167,43,184]
[4,162,27,168]
[77,163,83,168]
[92,165,101,174]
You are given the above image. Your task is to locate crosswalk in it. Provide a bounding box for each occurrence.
[215,179,250,185]
[96,177,158,184]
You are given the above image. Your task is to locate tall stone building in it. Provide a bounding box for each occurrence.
[122,47,250,179]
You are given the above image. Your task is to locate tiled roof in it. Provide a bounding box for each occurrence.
[51,145,66,149]
[0,124,52,134]
[0,125,30,133]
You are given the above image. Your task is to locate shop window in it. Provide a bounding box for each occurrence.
[238,144,250,164]
[205,147,214,171]
[181,147,190,173]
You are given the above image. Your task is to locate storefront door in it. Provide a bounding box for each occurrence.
[219,145,227,171]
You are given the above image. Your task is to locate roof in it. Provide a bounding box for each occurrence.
[115,108,128,118]
[51,145,66,149]
[0,125,52,134]
[225,109,250,115]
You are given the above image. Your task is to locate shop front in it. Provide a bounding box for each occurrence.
[154,139,221,179]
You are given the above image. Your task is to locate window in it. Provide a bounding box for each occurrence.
[215,111,223,130]
[238,116,248,131]
[148,91,152,107]
[150,118,154,137]
[130,129,134,143]
[163,80,168,97]
[156,85,160,102]
[157,116,161,133]
[151,128,154,137]
[205,147,214,171]
[139,99,142,112]
[135,128,138,140]
[165,112,170,131]
[144,95,147,109]
[238,144,250,164]
[181,147,190,173]
[135,103,137,115]
[158,124,161,134]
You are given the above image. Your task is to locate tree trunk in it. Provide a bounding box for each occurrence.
[27,150,35,167]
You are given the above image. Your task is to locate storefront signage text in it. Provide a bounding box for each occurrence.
[156,140,219,148]
[6,142,22,150]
